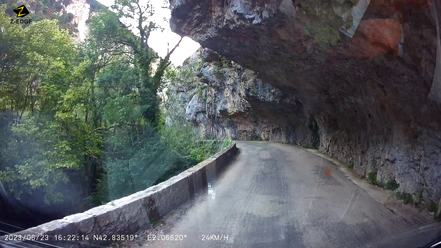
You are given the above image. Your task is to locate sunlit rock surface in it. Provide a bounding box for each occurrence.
[65,0,91,41]
[169,49,313,144]
[22,0,96,40]
[169,0,441,205]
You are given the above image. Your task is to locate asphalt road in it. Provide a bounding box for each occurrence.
[124,141,441,248]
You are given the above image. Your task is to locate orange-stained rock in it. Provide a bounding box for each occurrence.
[351,19,402,58]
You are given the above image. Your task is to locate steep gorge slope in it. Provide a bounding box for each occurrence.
[3,0,102,40]
[169,0,441,206]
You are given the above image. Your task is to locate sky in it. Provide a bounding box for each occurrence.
[96,0,200,66]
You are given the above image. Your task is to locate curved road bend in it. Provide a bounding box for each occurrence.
[124,141,441,248]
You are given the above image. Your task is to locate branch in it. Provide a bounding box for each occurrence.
[167,36,184,59]
[136,1,145,52]
[90,125,118,134]
[156,36,184,74]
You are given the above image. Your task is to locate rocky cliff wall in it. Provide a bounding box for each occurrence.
[21,0,100,41]
[169,49,316,145]
[168,0,441,207]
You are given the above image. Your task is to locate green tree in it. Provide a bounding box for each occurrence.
[89,0,182,124]
[0,0,230,212]
[0,7,89,207]
[0,9,77,116]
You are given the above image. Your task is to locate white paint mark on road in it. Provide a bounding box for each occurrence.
[340,187,357,221]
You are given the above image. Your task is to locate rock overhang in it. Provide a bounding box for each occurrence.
[169,0,441,203]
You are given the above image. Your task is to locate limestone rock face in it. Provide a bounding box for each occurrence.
[23,0,98,41]
[169,0,441,204]
[169,48,314,144]
[64,0,91,41]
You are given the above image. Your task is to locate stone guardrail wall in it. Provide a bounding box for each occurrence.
[0,143,238,248]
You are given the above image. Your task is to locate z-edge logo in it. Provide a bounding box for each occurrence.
[13,5,30,18]
[10,5,32,24]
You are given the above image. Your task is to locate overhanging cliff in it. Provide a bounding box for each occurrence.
[169,0,441,207]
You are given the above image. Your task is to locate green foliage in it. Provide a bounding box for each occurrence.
[161,123,224,163]
[365,170,399,192]
[220,57,229,68]
[0,13,77,114]
[385,179,400,191]
[367,171,383,188]
[91,118,231,203]
[103,126,171,200]
[0,0,228,216]
[0,116,86,204]
[86,174,109,206]
[88,3,177,125]
[165,58,204,90]
[0,9,84,205]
